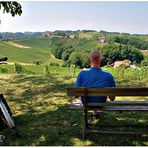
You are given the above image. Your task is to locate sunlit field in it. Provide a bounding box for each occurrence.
[0,64,148,146]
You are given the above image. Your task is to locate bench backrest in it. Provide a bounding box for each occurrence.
[67,87,148,97]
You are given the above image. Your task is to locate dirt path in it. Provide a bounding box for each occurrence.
[6,62,34,65]
[6,41,31,49]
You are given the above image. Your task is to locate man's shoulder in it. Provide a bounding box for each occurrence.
[80,68,90,72]
[78,68,91,75]
[102,70,114,78]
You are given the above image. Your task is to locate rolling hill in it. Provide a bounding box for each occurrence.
[0,31,148,66]
[0,36,63,64]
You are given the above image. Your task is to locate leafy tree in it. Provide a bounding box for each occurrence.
[0,2,22,16]
[98,44,144,65]
[111,35,148,50]
[81,53,89,68]
[141,56,148,66]
[68,52,82,67]
[62,49,73,61]
[51,35,144,68]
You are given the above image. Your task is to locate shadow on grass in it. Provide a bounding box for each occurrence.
[116,79,148,87]
[1,105,148,146]
[0,74,148,146]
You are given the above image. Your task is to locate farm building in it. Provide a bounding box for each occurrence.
[114,60,131,68]
[99,37,107,43]
[70,35,78,39]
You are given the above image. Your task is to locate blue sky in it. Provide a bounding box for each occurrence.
[0,1,148,34]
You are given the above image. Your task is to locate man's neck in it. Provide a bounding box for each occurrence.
[90,61,101,68]
[91,64,100,68]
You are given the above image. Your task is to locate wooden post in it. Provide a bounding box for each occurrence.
[71,64,75,76]
[82,88,88,140]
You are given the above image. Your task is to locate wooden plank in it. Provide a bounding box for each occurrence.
[67,87,148,97]
[68,91,148,97]
[88,101,148,106]
[101,106,148,111]
[86,129,148,135]
[70,102,148,111]
[67,87,148,92]
[70,99,148,106]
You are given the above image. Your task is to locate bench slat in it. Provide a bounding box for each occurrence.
[70,101,148,111]
[67,87,148,92]
[67,87,148,96]
[88,101,148,106]
[68,92,148,96]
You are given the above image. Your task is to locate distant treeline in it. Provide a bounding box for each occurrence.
[100,30,130,35]
[110,36,148,50]
[51,37,144,68]
[0,32,42,40]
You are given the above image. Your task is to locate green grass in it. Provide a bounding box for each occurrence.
[14,37,51,49]
[0,37,62,65]
[0,64,80,76]
[0,65,148,146]
[64,38,80,48]
[78,39,99,51]
[79,31,100,39]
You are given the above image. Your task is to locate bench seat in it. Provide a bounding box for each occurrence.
[70,99,148,111]
[67,87,148,139]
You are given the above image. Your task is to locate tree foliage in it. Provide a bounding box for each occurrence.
[110,36,148,50]
[99,44,144,66]
[0,2,22,16]
[51,35,145,68]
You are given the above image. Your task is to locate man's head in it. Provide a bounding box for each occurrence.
[89,50,102,67]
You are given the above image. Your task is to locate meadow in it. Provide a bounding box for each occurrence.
[0,37,62,65]
[0,64,148,146]
[0,33,148,146]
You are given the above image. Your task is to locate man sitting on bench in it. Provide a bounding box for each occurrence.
[75,50,116,119]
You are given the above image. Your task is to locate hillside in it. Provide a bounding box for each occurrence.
[0,37,62,64]
[0,30,148,66]
[50,31,148,68]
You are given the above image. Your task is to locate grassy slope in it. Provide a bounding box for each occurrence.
[141,50,148,56]
[15,37,51,48]
[79,31,100,39]
[0,66,147,146]
[53,32,107,52]
[77,39,104,51]
[132,35,148,42]
[1,32,147,64]
[0,37,63,64]
[107,33,148,42]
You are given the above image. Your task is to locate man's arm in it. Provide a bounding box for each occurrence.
[75,72,82,98]
[108,75,116,101]
[109,96,115,101]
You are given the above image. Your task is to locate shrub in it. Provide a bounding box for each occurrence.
[33,60,43,65]
[0,67,8,73]
[49,62,59,67]
[141,59,148,67]
[43,65,50,76]
[14,63,23,74]
[61,63,67,67]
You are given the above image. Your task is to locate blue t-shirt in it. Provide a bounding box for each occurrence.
[75,67,116,103]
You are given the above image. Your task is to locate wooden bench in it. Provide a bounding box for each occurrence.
[67,87,148,139]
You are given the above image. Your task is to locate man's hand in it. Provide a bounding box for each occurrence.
[109,96,115,101]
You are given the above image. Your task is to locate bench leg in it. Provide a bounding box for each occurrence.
[82,128,86,140]
[10,126,19,137]
[82,108,88,140]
